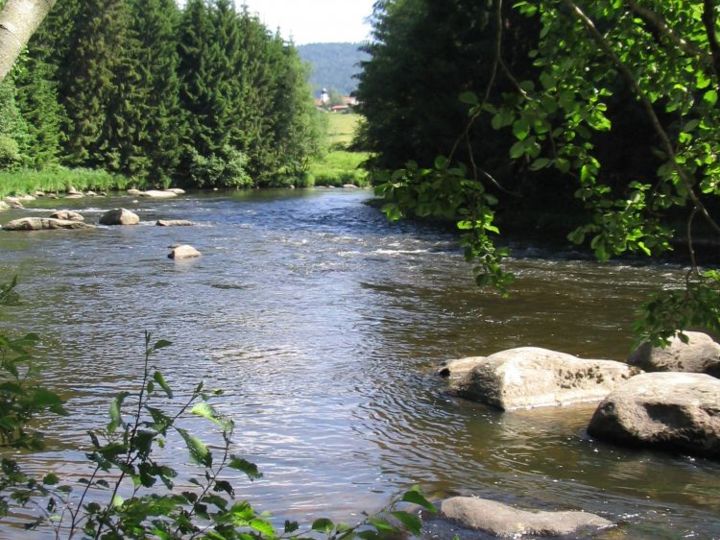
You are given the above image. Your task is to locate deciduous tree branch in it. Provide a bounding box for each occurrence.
[701,0,720,91]
[0,0,56,82]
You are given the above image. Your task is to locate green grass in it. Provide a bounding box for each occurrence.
[325,113,362,147]
[306,150,370,187]
[0,167,139,198]
[304,112,370,187]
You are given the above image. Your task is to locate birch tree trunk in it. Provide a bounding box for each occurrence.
[0,0,56,82]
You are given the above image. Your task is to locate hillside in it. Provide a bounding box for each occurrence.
[297,42,369,96]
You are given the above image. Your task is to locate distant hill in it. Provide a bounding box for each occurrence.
[297,42,369,97]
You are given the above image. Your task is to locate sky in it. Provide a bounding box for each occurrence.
[241,0,376,45]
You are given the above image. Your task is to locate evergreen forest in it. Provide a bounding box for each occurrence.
[0,0,321,189]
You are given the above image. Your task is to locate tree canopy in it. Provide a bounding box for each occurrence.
[359,0,720,342]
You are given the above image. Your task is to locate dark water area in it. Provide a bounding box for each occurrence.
[0,189,718,538]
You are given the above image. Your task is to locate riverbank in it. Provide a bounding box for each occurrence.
[0,168,139,198]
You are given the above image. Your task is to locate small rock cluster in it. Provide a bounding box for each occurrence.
[1,189,200,260]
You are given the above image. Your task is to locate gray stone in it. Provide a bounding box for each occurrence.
[67,186,81,195]
[65,193,84,199]
[588,372,720,459]
[443,347,639,410]
[50,210,85,222]
[139,189,177,199]
[156,219,194,227]
[127,188,143,196]
[342,184,358,189]
[0,201,9,211]
[99,208,140,226]
[2,217,96,231]
[165,188,186,194]
[628,331,720,377]
[169,244,201,260]
[440,497,613,537]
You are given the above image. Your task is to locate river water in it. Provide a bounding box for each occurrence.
[0,189,718,538]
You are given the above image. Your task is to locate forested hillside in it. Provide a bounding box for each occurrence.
[297,42,368,96]
[0,0,320,188]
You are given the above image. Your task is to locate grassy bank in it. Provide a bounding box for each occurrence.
[0,168,138,198]
[306,112,371,187]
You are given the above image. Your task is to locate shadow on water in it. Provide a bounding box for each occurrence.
[0,189,718,538]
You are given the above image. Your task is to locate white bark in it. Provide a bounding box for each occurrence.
[0,0,56,82]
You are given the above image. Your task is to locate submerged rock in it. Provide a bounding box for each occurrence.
[50,210,85,222]
[169,244,201,260]
[99,208,140,226]
[2,217,96,231]
[441,347,639,410]
[156,219,193,227]
[588,372,720,459]
[440,497,613,537]
[628,331,720,377]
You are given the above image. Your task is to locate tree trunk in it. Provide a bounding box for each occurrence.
[0,0,56,82]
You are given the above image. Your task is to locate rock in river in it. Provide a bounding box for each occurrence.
[156,219,193,227]
[139,189,178,199]
[628,331,720,377]
[99,208,140,226]
[588,372,720,459]
[439,347,639,410]
[50,210,85,222]
[440,497,613,537]
[2,217,95,231]
[168,244,201,259]
[0,201,8,211]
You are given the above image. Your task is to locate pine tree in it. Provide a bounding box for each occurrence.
[0,76,30,170]
[14,54,63,168]
[129,0,183,184]
[62,0,129,168]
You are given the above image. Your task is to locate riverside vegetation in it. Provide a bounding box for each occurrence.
[0,0,321,192]
[0,279,436,538]
[356,0,720,344]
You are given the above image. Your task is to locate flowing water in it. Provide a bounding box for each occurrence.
[0,189,718,538]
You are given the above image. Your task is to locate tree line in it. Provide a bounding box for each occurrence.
[0,0,320,188]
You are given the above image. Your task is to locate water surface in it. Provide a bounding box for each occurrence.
[0,190,718,538]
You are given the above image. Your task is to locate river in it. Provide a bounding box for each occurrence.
[0,189,718,538]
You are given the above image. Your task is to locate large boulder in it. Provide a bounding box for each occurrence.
[588,372,720,459]
[165,188,186,195]
[99,208,140,226]
[628,331,720,377]
[440,497,612,537]
[2,217,96,231]
[139,190,177,199]
[440,347,640,410]
[50,210,85,222]
[168,244,201,260]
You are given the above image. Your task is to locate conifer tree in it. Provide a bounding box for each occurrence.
[63,0,128,168]
[0,76,29,170]
[129,0,183,184]
[14,54,63,168]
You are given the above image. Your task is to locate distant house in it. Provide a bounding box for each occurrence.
[315,93,359,113]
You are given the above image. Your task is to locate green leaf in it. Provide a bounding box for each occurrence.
[391,511,422,535]
[190,402,223,427]
[152,339,172,351]
[108,392,130,433]
[312,518,335,533]
[153,371,173,399]
[249,519,276,537]
[42,473,59,486]
[401,488,437,512]
[228,456,263,480]
[458,91,478,106]
[176,428,211,467]
[529,157,550,171]
[703,89,718,106]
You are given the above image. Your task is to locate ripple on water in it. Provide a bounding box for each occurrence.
[0,190,717,538]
